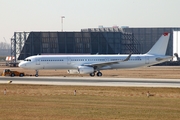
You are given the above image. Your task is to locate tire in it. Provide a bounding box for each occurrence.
[97,72,102,77]
[90,72,95,77]
[11,73,15,77]
[19,73,24,77]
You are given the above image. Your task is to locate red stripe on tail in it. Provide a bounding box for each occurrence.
[163,32,168,36]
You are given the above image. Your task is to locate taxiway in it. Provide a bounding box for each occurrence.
[0,76,180,88]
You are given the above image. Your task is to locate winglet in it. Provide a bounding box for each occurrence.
[123,53,132,61]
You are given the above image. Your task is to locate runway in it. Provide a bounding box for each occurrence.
[0,76,180,88]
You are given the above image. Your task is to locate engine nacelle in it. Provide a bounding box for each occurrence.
[67,66,94,74]
[78,66,94,74]
[67,69,79,74]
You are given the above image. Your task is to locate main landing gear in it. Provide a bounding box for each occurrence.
[90,71,102,77]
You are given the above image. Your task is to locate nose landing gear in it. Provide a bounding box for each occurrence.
[35,70,39,77]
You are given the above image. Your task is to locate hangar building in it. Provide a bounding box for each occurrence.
[11,27,180,62]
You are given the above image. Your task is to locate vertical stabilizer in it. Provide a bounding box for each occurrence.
[147,32,170,55]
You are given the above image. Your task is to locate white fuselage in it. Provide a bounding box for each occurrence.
[18,54,170,70]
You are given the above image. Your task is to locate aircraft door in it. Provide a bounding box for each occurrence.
[36,58,40,65]
[105,58,109,62]
[145,56,149,64]
[67,57,71,65]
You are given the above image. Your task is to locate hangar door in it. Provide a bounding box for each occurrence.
[173,31,180,61]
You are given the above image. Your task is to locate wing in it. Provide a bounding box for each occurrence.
[83,53,132,68]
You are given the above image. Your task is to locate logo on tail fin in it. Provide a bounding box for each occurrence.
[163,32,168,36]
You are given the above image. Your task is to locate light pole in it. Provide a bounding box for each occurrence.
[61,16,65,32]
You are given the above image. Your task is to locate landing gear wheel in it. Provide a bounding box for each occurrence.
[11,73,15,77]
[97,72,102,77]
[90,72,95,77]
[19,73,24,77]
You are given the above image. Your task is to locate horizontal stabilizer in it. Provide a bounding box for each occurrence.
[156,56,173,62]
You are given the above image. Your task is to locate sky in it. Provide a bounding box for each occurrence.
[1,0,180,43]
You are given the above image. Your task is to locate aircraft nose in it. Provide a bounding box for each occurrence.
[18,62,22,67]
[18,62,26,68]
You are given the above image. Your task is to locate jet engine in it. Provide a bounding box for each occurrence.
[78,66,94,74]
[67,69,79,74]
[67,66,94,74]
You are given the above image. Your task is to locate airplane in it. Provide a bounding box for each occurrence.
[18,32,172,77]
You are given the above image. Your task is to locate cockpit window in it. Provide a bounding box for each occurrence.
[24,59,31,61]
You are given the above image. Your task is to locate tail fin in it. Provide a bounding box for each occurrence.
[147,32,170,55]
